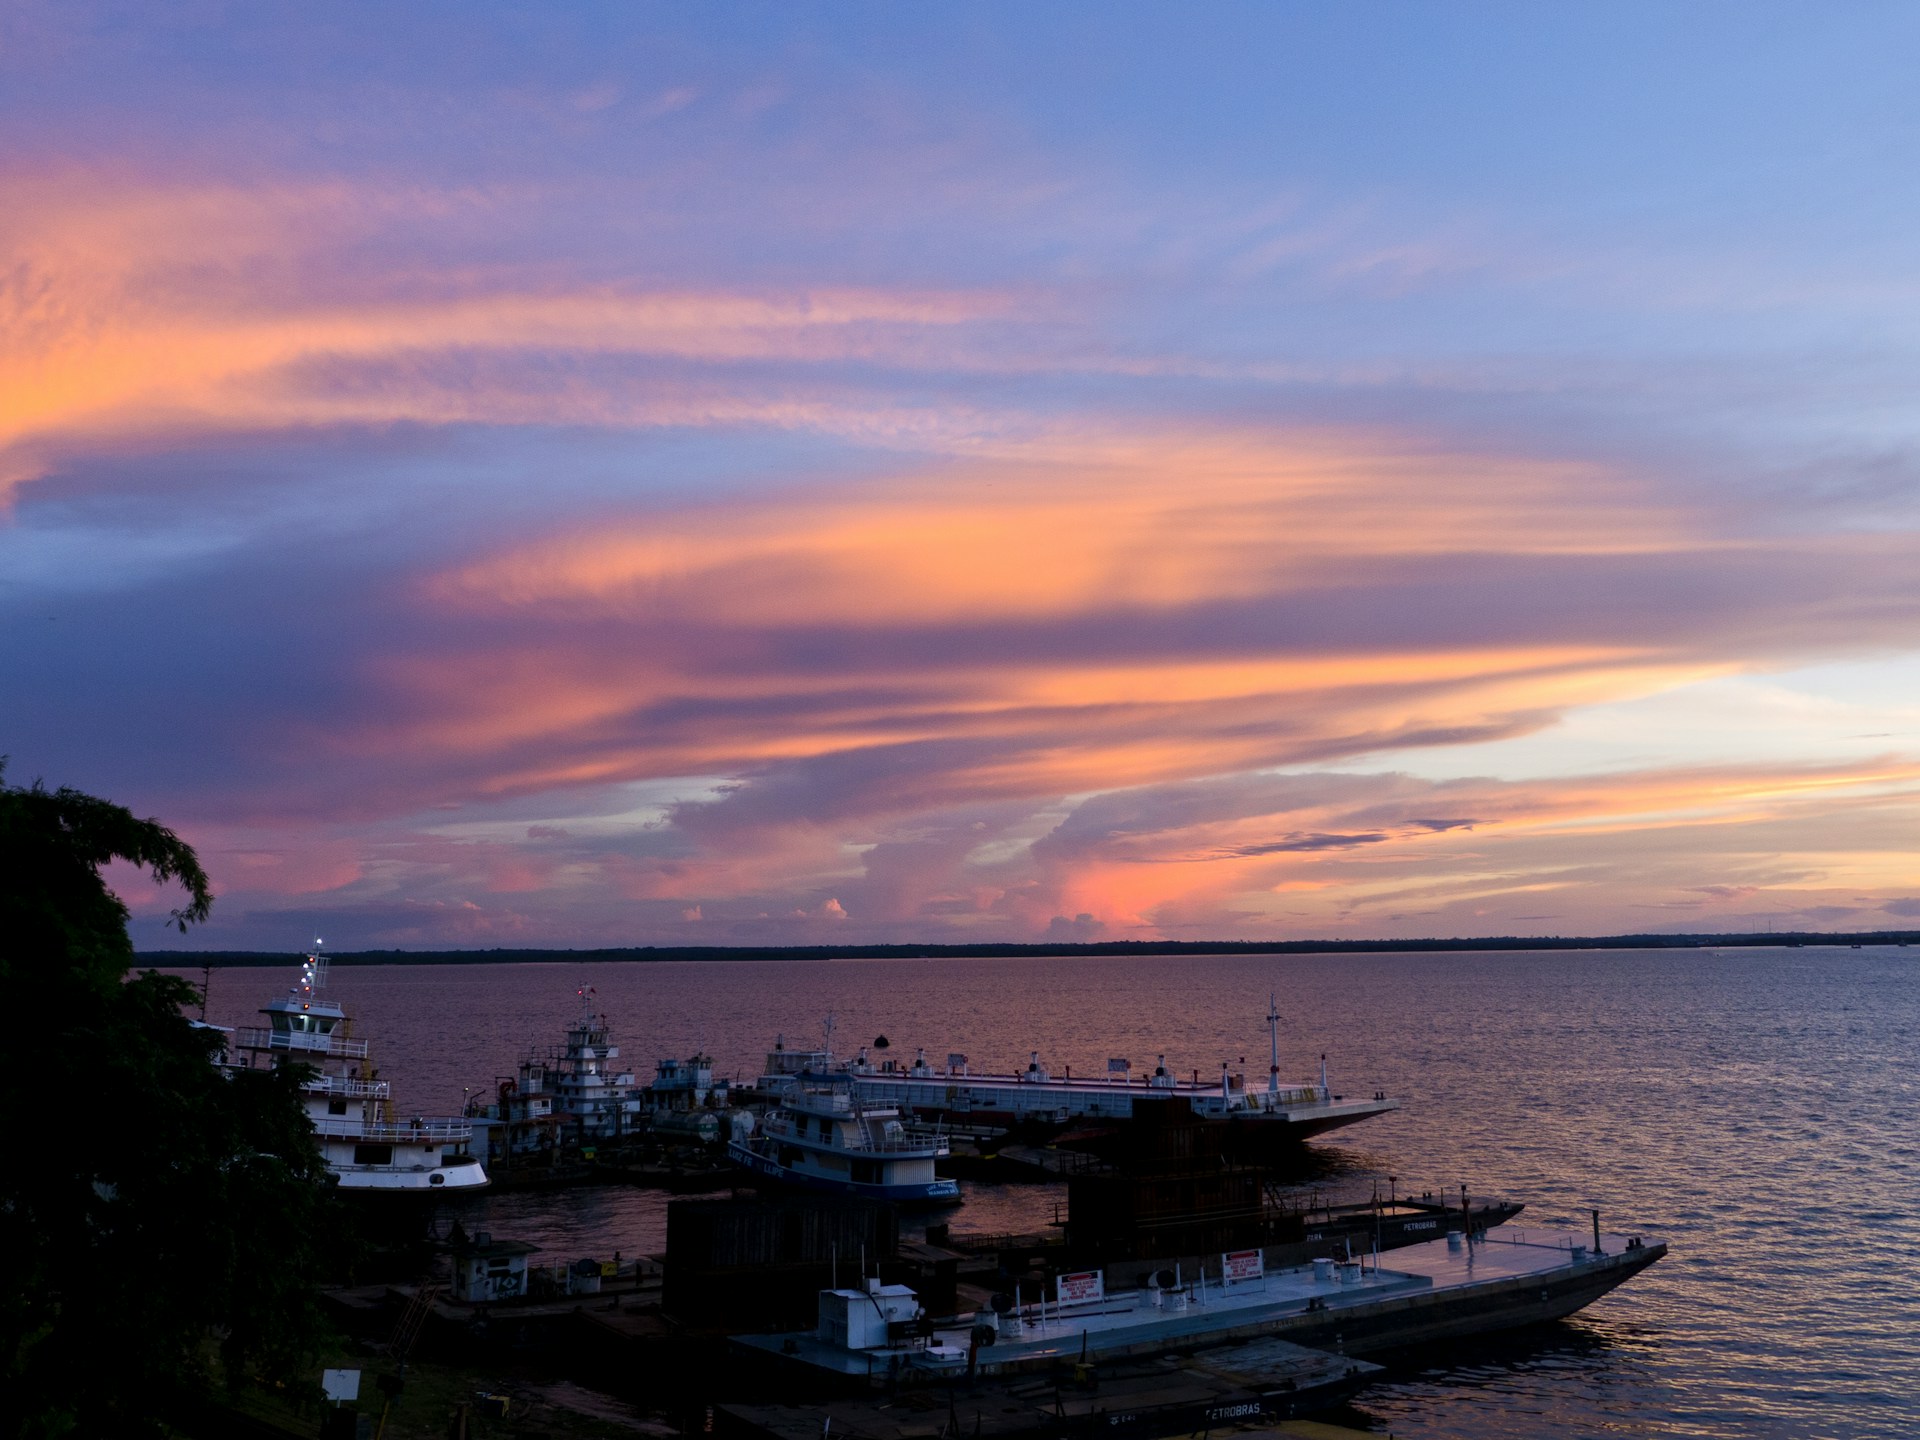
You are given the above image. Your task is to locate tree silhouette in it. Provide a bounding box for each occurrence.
[1,766,338,1438]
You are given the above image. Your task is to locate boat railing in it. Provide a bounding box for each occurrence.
[234,1026,371,1059]
[760,1114,948,1155]
[311,1116,474,1143]
[302,1074,391,1099]
[851,1073,1328,1103]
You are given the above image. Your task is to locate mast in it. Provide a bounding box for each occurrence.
[300,939,327,1000]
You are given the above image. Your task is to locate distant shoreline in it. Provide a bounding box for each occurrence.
[137,931,1920,966]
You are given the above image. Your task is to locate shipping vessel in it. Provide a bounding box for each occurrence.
[230,948,488,1193]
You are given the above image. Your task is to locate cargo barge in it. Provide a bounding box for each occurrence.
[754,998,1399,1143]
[735,1223,1665,1384]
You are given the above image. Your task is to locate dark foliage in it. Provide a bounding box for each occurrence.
[0,766,340,1438]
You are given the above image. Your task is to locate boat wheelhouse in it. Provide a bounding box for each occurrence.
[230,948,487,1193]
[728,1074,960,1206]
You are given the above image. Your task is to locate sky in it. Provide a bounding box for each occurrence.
[6,2,1920,950]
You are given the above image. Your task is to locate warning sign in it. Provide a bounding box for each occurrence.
[1057,1270,1104,1305]
[1222,1249,1264,1285]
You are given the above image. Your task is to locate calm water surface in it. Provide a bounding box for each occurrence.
[191,948,1920,1439]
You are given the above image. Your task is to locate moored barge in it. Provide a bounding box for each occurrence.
[736,1223,1665,1383]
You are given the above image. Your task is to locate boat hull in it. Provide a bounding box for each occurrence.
[331,1157,491,1194]
[1037,1241,1669,1372]
[1131,1241,1668,1362]
[843,1074,1398,1140]
[728,1140,961,1207]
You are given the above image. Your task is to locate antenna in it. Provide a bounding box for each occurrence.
[300,939,328,998]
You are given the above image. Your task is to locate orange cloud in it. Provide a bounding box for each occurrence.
[438,432,1693,625]
[0,171,1015,500]
[383,428,1780,816]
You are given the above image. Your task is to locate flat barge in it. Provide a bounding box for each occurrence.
[759,999,1400,1142]
[735,1225,1665,1384]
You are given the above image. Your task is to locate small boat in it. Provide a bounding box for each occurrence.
[230,947,488,1193]
[728,1074,961,1206]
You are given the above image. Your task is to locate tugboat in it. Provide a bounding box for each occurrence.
[648,1052,755,1145]
[728,1073,961,1206]
[230,946,487,1193]
[550,986,645,1145]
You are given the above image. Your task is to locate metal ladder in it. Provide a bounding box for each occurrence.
[386,1282,440,1359]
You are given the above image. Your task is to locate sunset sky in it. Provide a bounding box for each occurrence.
[7,4,1920,950]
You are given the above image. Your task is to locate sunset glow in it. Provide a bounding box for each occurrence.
[7,6,1920,948]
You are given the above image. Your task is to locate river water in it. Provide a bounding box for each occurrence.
[187,947,1920,1439]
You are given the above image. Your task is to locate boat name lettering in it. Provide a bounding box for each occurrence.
[1206,1404,1263,1421]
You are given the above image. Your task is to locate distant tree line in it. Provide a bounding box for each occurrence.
[144,930,1920,967]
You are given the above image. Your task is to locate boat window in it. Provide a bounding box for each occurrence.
[328,1099,348,1115]
[353,1143,394,1167]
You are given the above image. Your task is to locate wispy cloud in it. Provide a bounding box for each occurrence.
[0,172,1024,501]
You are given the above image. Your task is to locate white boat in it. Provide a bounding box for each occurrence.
[729,1074,961,1206]
[229,948,488,1193]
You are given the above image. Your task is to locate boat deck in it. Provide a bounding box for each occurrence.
[1366,1228,1622,1287]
